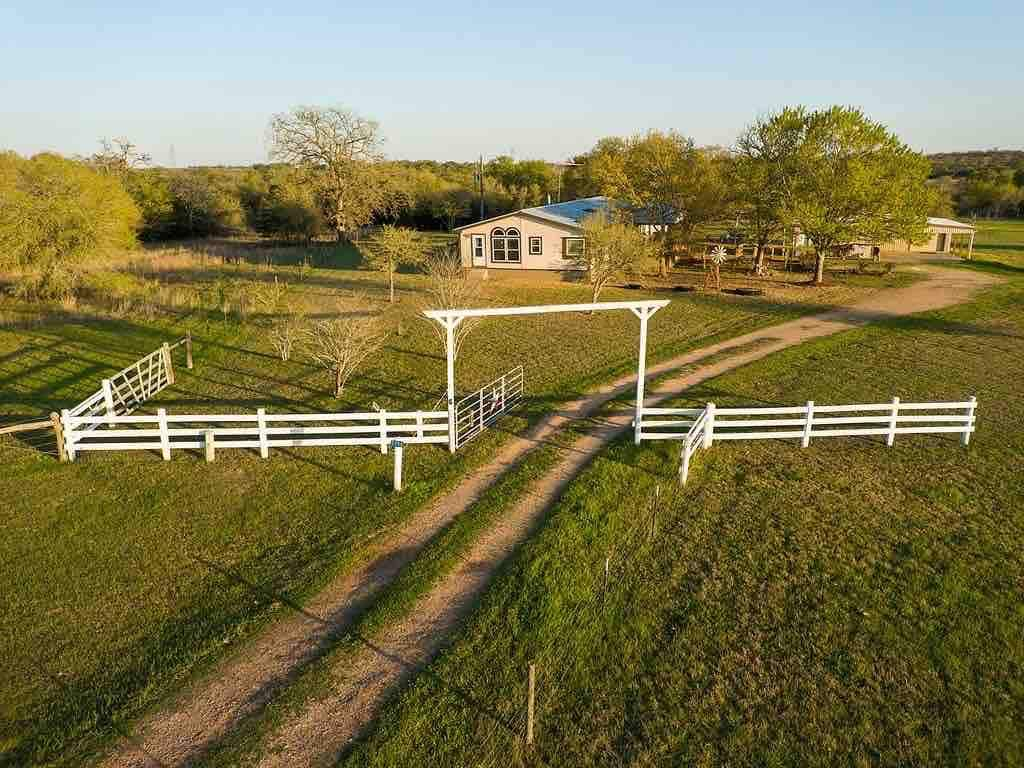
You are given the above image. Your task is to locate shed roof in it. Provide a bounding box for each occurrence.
[927,216,975,231]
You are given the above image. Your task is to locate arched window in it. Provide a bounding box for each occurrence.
[491,226,521,263]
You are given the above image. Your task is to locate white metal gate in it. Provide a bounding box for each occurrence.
[455,365,523,448]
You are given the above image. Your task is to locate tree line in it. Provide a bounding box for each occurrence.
[927,150,1024,219]
[0,103,966,293]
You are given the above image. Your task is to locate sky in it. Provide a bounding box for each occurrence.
[2,1,1022,167]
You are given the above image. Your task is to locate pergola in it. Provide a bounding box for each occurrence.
[424,300,670,452]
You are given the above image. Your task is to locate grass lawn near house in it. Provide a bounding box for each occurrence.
[339,262,1024,767]
[0,239,907,766]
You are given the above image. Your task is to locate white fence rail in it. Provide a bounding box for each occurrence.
[61,408,449,462]
[678,408,710,485]
[636,397,978,485]
[455,365,524,449]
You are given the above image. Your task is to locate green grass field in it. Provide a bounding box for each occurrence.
[339,252,1024,766]
[970,218,1024,265]
[0,239,908,766]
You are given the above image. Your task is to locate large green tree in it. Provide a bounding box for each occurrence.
[0,151,140,277]
[584,131,727,274]
[167,169,244,238]
[729,108,805,273]
[784,106,933,284]
[486,156,555,208]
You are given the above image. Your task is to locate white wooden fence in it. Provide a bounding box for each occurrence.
[61,408,449,462]
[637,397,978,485]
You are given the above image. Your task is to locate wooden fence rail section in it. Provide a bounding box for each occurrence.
[0,419,54,437]
[635,397,978,485]
[61,409,450,461]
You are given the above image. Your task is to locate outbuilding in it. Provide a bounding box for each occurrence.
[847,217,976,258]
[918,217,976,256]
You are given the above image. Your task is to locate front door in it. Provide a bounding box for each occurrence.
[936,233,947,253]
[470,234,486,267]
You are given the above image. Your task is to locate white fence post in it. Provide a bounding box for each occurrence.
[392,440,404,491]
[634,310,650,445]
[380,409,388,454]
[886,396,900,447]
[679,441,691,485]
[102,379,115,417]
[703,403,715,449]
[204,430,215,462]
[61,409,76,462]
[257,408,269,459]
[445,319,457,454]
[158,408,171,461]
[962,395,977,446]
[802,400,814,447]
[416,411,424,441]
[162,342,175,387]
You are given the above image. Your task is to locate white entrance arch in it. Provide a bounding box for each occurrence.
[423,300,670,452]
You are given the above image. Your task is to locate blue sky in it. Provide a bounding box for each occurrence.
[2,1,1021,166]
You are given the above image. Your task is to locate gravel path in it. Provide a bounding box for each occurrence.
[101,266,997,768]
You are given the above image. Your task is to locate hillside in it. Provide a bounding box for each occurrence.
[928,150,1024,178]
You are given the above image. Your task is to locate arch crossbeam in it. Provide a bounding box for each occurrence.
[424,300,670,451]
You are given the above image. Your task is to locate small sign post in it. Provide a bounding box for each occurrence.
[392,440,404,492]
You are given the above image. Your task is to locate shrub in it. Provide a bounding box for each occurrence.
[0,151,141,276]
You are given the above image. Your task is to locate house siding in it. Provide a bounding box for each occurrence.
[876,224,974,254]
[458,213,583,271]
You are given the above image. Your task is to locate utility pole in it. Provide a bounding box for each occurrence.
[476,155,485,221]
[554,160,580,203]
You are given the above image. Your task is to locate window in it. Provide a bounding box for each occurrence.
[491,227,521,263]
[471,234,485,262]
[528,236,543,256]
[563,237,585,258]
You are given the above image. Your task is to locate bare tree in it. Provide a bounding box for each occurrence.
[267,106,388,242]
[87,137,152,177]
[268,308,306,362]
[305,297,386,397]
[420,246,483,363]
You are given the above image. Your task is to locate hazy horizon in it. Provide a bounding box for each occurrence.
[4,1,1022,167]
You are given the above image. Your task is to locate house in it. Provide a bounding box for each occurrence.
[455,196,666,271]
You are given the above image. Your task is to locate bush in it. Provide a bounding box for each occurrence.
[0,151,141,274]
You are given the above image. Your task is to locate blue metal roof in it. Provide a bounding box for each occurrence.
[521,196,613,227]
[453,195,679,232]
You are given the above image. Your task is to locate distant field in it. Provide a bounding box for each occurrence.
[972,217,1024,261]
[0,238,909,766]
[341,258,1024,767]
